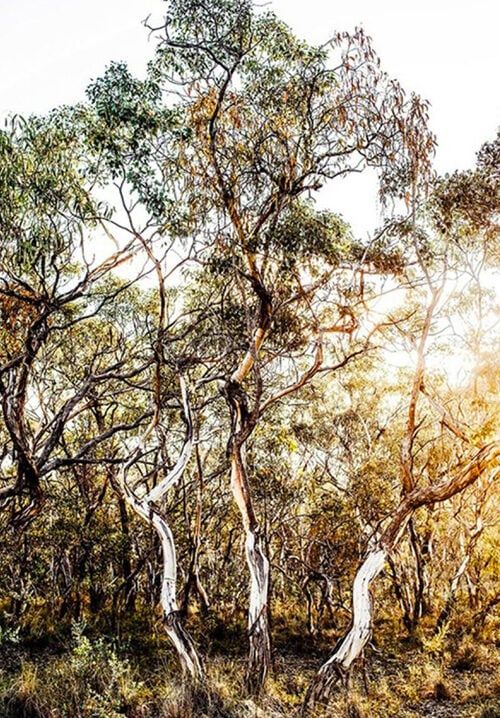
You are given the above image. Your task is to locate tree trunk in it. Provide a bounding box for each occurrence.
[136,500,204,681]
[435,554,469,633]
[407,520,432,630]
[223,365,273,694]
[303,547,386,710]
[182,445,210,616]
[119,376,205,683]
[435,518,482,633]
[230,445,272,693]
[155,513,204,680]
[117,494,136,612]
[387,555,413,632]
[303,442,499,713]
[245,525,271,694]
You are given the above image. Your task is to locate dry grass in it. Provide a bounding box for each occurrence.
[0,624,498,718]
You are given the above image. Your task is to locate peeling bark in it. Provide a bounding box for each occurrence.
[182,443,210,616]
[229,441,272,693]
[303,547,386,709]
[154,512,204,679]
[245,526,271,694]
[119,376,204,683]
[122,479,204,681]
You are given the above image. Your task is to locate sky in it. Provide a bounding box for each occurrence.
[0,0,498,237]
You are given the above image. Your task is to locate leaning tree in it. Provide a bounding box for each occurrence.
[303,133,500,711]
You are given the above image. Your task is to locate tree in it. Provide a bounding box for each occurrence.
[0,106,207,678]
[141,0,434,691]
[302,133,500,711]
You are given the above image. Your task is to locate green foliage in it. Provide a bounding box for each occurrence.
[431,131,499,252]
[262,201,351,270]
[0,1,498,716]
[0,115,97,271]
[85,62,180,221]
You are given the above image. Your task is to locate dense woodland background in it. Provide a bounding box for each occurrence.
[0,1,498,716]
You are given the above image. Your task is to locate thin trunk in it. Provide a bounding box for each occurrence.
[435,518,482,633]
[303,576,316,636]
[224,306,273,696]
[182,445,210,616]
[407,520,430,630]
[230,445,271,694]
[387,555,413,632]
[117,495,136,612]
[303,547,386,709]
[124,489,204,682]
[245,527,271,693]
[119,376,204,682]
[435,554,470,633]
[182,544,210,617]
[152,511,204,679]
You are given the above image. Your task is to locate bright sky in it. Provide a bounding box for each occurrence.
[0,0,498,237]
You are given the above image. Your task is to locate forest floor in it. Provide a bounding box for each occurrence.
[0,620,498,718]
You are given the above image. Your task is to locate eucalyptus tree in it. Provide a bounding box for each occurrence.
[0,114,146,519]
[143,0,435,691]
[80,61,255,678]
[0,80,210,678]
[0,283,151,623]
[302,135,500,710]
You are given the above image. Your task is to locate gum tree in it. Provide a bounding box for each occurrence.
[0,88,206,679]
[144,0,435,692]
[303,133,500,711]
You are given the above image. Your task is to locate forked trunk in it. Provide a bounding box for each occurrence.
[119,376,205,683]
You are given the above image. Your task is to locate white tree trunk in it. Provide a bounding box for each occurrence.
[325,548,386,669]
[228,438,272,693]
[152,511,204,679]
[119,376,204,682]
[123,489,204,681]
[245,527,271,693]
[303,547,386,709]
[303,442,499,713]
